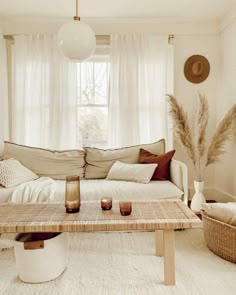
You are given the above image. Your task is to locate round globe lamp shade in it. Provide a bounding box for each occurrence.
[57,21,96,61]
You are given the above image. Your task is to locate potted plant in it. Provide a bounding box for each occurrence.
[167,94,236,212]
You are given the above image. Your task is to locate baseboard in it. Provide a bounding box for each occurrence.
[189,187,236,203]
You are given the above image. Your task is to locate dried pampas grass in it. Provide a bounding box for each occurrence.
[167,94,236,181]
[206,104,236,166]
[195,94,209,180]
[167,95,196,165]
[196,93,209,158]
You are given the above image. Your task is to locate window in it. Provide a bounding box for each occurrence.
[76,55,110,148]
[7,35,111,149]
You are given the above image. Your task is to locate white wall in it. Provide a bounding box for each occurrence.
[215,18,236,198]
[174,35,220,195]
[2,17,219,35]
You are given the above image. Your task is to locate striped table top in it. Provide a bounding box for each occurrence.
[0,199,202,233]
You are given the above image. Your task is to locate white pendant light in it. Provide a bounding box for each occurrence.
[57,0,96,61]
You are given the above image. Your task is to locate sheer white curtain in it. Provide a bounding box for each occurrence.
[108,33,173,149]
[11,35,77,150]
[0,30,9,156]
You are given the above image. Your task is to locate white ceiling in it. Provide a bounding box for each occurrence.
[0,0,235,22]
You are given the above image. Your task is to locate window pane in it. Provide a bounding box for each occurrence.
[77,106,108,145]
[77,61,109,105]
[94,62,109,104]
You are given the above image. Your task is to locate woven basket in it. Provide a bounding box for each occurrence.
[202,211,236,263]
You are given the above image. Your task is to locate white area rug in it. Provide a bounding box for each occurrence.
[0,229,235,295]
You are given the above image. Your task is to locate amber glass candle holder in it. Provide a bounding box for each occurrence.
[101,197,112,210]
[65,175,80,213]
[119,201,132,216]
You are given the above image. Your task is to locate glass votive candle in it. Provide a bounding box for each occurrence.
[119,201,132,216]
[101,197,112,210]
[65,175,80,213]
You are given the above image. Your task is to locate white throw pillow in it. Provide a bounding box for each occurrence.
[202,202,236,227]
[0,159,38,188]
[106,161,157,184]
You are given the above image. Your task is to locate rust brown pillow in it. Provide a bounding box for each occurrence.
[138,149,175,180]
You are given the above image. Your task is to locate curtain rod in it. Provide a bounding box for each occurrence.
[4,33,174,46]
[4,34,175,40]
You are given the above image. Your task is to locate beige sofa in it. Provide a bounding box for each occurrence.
[0,140,188,204]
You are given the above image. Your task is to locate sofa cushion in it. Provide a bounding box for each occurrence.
[0,159,38,188]
[3,142,85,180]
[38,179,183,203]
[139,149,175,180]
[0,178,184,204]
[107,161,157,184]
[84,139,165,179]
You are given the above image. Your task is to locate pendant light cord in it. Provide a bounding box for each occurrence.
[74,0,80,21]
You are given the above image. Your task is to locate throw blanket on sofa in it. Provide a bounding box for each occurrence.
[7,177,56,203]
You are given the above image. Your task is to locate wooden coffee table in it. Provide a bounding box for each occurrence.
[0,199,202,285]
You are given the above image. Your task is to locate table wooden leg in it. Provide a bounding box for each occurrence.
[163,229,175,285]
[155,230,163,256]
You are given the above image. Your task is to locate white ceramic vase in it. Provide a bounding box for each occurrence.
[190,181,206,213]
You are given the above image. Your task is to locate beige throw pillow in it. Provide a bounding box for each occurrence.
[0,159,38,188]
[106,161,157,184]
[202,202,236,227]
[84,139,165,179]
[3,142,85,180]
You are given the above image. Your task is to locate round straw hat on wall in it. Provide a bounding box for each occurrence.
[184,55,210,84]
